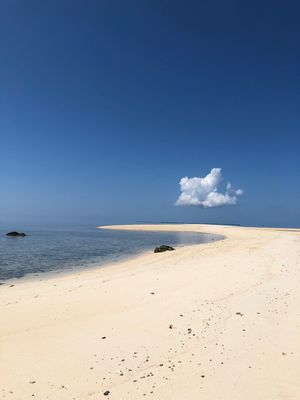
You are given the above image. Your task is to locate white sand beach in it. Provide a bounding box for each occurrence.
[1,224,300,399]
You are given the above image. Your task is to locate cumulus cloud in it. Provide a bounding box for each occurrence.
[175,168,243,208]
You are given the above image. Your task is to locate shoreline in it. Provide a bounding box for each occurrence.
[0,227,224,285]
[1,224,300,399]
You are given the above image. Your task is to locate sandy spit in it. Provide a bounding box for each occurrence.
[1,224,300,399]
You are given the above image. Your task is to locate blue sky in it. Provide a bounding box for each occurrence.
[1,0,299,228]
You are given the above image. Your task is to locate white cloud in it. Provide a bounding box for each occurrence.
[235,189,243,196]
[175,168,243,208]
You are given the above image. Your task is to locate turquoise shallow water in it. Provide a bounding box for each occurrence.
[0,227,224,280]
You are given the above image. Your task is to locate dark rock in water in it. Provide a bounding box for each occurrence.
[6,231,26,237]
[154,245,175,253]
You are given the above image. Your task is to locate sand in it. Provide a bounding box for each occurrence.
[1,224,300,399]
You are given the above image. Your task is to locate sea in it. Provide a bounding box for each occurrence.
[0,226,224,281]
